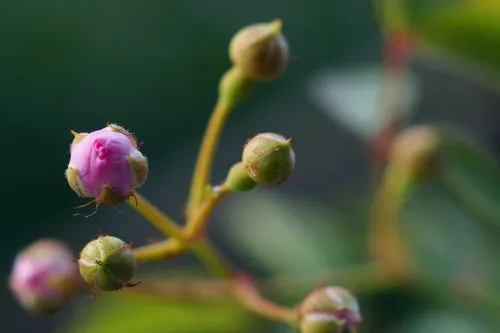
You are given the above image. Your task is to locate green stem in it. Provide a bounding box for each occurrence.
[186,67,249,216]
[127,192,184,240]
[133,239,183,262]
[184,185,231,240]
[370,166,415,284]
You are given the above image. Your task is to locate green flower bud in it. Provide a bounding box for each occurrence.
[242,133,295,186]
[229,20,289,81]
[78,236,137,291]
[225,162,257,191]
[389,126,440,180]
[299,286,361,333]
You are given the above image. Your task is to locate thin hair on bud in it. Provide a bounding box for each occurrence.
[109,204,125,214]
[73,204,100,219]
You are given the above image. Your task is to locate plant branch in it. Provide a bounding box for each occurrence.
[184,184,231,240]
[127,192,184,240]
[186,67,249,216]
[369,166,415,284]
[372,32,412,186]
[123,263,391,323]
[233,274,298,325]
[133,239,183,262]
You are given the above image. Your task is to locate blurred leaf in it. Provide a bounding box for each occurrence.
[439,131,500,228]
[403,183,488,296]
[221,191,360,276]
[307,66,419,140]
[414,1,500,80]
[60,292,260,333]
[398,132,500,318]
[394,310,491,333]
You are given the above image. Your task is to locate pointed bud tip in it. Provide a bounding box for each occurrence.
[242,133,295,186]
[270,19,282,34]
[230,20,289,80]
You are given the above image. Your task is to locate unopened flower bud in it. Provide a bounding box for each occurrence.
[78,236,137,291]
[225,162,257,192]
[66,124,148,206]
[230,19,289,81]
[299,286,361,333]
[9,239,81,314]
[242,133,295,186]
[389,126,440,179]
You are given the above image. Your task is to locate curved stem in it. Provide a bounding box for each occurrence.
[127,191,232,277]
[233,274,298,325]
[184,185,231,240]
[371,32,412,186]
[127,192,184,240]
[186,67,249,216]
[133,239,183,262]
[370,166,415,284]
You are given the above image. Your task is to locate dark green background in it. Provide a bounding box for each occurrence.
[2,1,500,332]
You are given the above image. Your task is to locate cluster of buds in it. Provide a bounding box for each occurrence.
[9,235,139,314]
[299,286,361,333]
[225,132,296,191]
[9,18,364,333]
[66,124,148,207]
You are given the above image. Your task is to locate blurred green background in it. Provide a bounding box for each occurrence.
[2,0,500,332]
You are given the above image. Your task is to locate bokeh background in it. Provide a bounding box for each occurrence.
[2,0,500,332]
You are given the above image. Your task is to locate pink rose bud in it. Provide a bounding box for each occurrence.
[9,239,82,314]
[66,124,148,206]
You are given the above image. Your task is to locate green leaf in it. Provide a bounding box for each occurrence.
[60,292,260,333]
[308,65,420,140]
[438,131,500,228]
[394,310,491,333]
[220,191,360,276]
[414,1,500,80]
[397,132,500,320]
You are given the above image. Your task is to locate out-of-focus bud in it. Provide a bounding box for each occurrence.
[66,124,148,206]
[78,236,137,291]
[229,19,289,81]
[225,162,257,191]
[389,126,440,179]
[242,133,295,186]
[299,286,361,333]
[9,239,81,314]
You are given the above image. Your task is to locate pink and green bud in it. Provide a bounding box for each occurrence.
[78,235,137,292]
[66,124,148,206]
[299,286,361,333]
[9,239,81,314]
